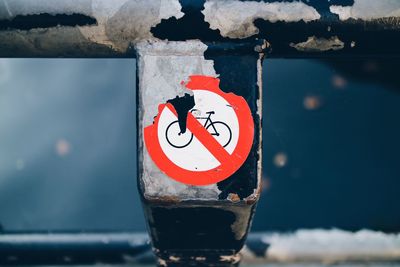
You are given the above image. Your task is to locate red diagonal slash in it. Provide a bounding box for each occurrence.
[166,104,231,165]
[144,76,254,186]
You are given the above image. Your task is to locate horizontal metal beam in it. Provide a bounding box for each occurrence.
[0,0,399,58]
[1,230,400,265]
[0,232,150,265]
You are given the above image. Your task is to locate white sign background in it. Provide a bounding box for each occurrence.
[157,89,239,171]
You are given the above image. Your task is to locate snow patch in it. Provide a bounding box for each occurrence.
[262,229,400,262]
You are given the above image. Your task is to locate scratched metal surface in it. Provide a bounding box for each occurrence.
[0,0,399,57]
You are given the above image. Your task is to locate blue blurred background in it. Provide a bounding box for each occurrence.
[0,58,399,232]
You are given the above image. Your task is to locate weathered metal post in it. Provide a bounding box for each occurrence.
[136,40,264,266]
[1,1,400,266]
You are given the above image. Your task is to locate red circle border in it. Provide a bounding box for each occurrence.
[144,75,254,186]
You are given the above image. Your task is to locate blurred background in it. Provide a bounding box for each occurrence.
[0,58,399,233]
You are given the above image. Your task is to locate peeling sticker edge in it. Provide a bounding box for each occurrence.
[136,40,222,200]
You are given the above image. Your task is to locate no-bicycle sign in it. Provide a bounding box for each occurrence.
[144,75,254,186]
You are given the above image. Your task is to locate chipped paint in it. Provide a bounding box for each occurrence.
[157,257,168,267]
[224,205,253,240]
[80,0,184,51]
[0,1,399,57]
[290,36,344,52]
[0,0,92,19]
[330,0,400,21]
[255,48,263,203]
[78,0,131,51]
[203,0,321,38]
[136,40,221,200]
[4,231,400,264]
[0,0,184,52]
[227,193,240,202]
[244,188,259,204]
[136,40,263,267]
[168,255,180,262]
[220,254,241,263]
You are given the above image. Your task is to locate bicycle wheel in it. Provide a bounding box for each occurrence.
[206,121,232,148]
[165,120,194,148]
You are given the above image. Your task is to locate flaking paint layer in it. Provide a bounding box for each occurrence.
[290,36,344,52]
[330,0,400,21]
[203,0,321,39]
[0,0,184,52]
[136,40,221,199]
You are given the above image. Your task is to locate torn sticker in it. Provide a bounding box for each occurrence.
[144,75,254,186]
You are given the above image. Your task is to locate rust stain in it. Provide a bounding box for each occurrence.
[227,193,240,203]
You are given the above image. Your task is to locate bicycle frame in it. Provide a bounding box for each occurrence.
[193,111,219,136]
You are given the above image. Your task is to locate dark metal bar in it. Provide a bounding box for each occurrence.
[0,0,399,58]
[2,230,400,265]
[0,232,150,265]
[136,40,263,267]
[1,1,399,266]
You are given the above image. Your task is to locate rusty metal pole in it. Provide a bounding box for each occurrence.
[0,0,399,58]
[136,40,264,267]
[0,1,400,267]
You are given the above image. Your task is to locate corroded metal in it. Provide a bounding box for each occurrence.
[2,230,400,265]
[136,40,263,266]
[0,233,149,265]
[0,0,399,58]
[1,1,399,266]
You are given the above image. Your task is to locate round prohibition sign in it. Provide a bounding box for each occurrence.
[144,75,254,186]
